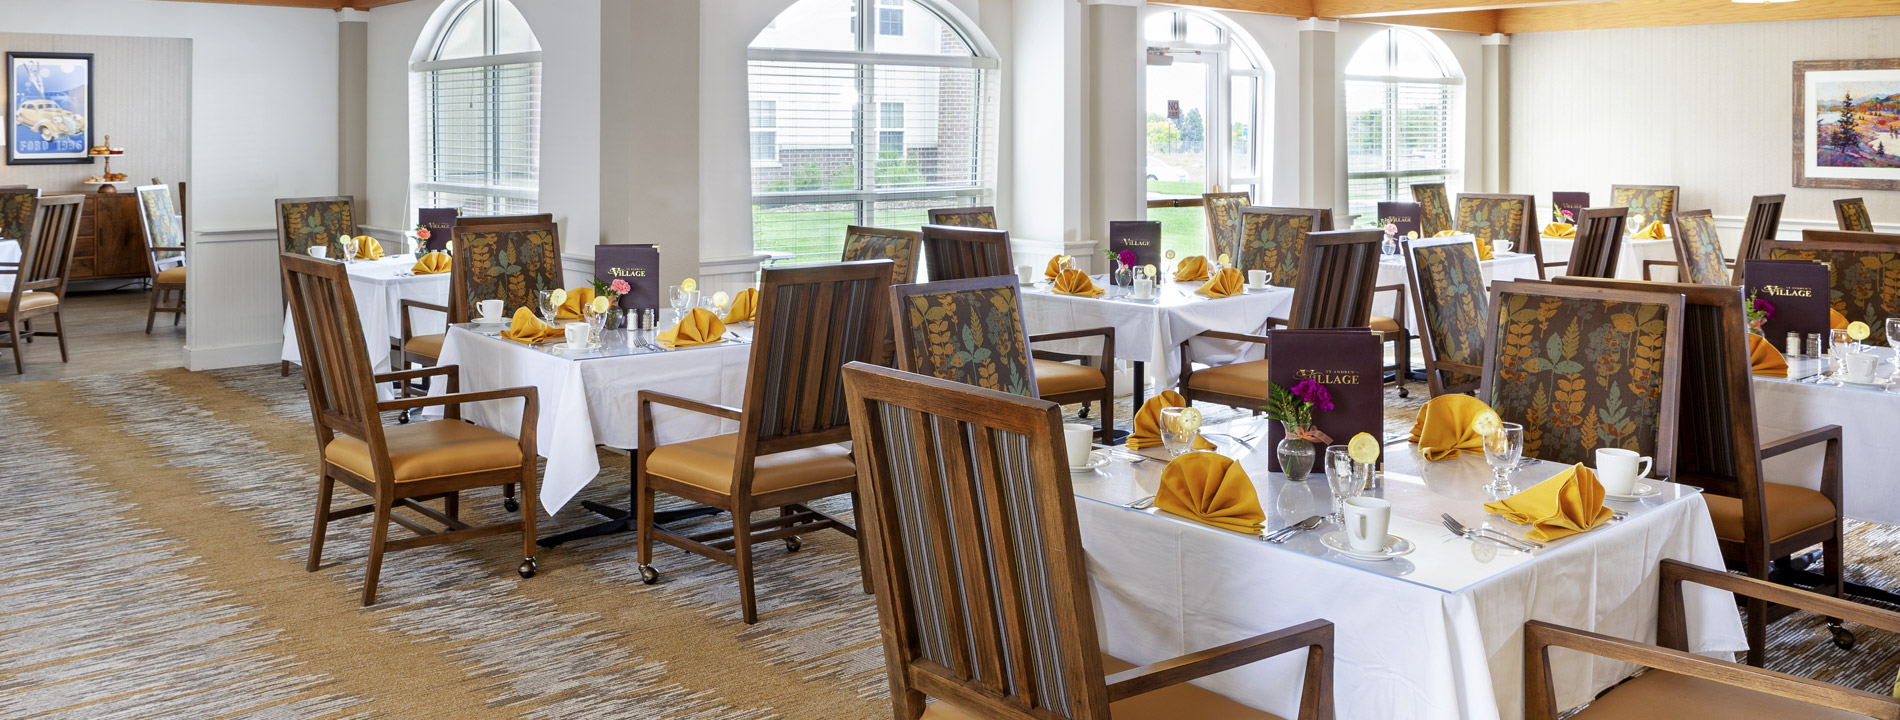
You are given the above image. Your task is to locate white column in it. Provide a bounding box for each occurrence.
[1297,18,1341,218]
[1481,33,1510,194]
[599,0,703,289]
[1085,0,1142,265]
[1012,0,1086,266]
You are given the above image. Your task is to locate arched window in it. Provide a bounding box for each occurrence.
[1345,27,1460,222]
[748,0,1000,265]
[412,0,542,215]
[1142,7,1269,258]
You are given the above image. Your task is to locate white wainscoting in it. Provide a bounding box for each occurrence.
[701,252,768,295]
[185,227,286,371]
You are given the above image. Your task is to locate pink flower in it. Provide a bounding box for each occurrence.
[1383,223,1399,235]
[1291,379,1333,413]
[611,278,630,294]
[1118,249,1138,267]
[416,227,431,240]
[1753,297,1776,320]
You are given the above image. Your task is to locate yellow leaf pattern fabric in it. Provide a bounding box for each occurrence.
[1840,200,1874,233]
[1488,291,1674,466]
[1609,187,1676,226]
[1454,197,1528,260]
[1237,211,1313,289]
[0,190,35,243]
[931,210,997,229]
[1203,193,1249,260]
[899,285,1034,396]
[1412,240,1487,389]
[1674,215,1728,285]
[842,229,920,285]
[1768,246,1900,345]
[1412,183,1452,237]
[136,186,184,253]
[457,227,564,319]
[278,200,356,258]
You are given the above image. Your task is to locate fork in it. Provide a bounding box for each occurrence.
[1267,515,1325,544]
[1440,514,1539,552]
[1123,495,1157,510]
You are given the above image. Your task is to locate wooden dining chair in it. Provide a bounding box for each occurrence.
[1236,207,1320,288]
[1609,184,1679,225]
[635,260,893,624]
[923,224,1014,281]
[1552,207,1628,279]
[456,212,554,227]
[1202,190,1250,258]
[1728,194,1788,285]
[1455,193,1540,272]
[840,362,1336,720]
[1644,210,1728,285]
[0,195,82,374]
[1252,205,1336,232]
[888,275,1116,442]
[1478,280,1686,476]
[1411,182,1453,237]
[927,206,998,229]
[1768,231,1900,345]
[135,184,188,332]
[276,195,359,376]
[1552,276,1854,666]
[1403,235,1488,397]
[280,252,542,606]
[842,225,922,285]
[0,187,40,243]
[1526,560,1900,719]
[1834,198,1874,232]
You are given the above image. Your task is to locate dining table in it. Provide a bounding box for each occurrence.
[1755,346,1900,525]
[1541,233,1677,281]
[0,239,18,293]
[281,254,450,375]
[1070,425,1746,720]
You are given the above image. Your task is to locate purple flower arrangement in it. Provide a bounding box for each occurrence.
[1264,379,1334,444]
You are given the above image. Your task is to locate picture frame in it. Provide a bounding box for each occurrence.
[8,51,95,165]
[1793,58,1900,191]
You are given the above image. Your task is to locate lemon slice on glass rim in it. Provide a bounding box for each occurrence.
[548,288,568,307]
[680,277,697,293]
[711,291,731,309]
[1471,409,1502,438]
[1847,321,1871,342]
[1348,432,1381,465]
[1171,406,1203,433]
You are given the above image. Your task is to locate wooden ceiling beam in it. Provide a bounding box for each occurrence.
[1498,0,1900,33]
[1165,0,1319,17]
[1314,0,1612,19]
[1372,9,1501,34]
[153,0,414,8]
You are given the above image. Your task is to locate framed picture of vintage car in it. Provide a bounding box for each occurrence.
[8,51,94,165]
[1794,58,1900,190]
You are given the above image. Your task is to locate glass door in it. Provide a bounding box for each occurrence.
[1145,58,1213,260]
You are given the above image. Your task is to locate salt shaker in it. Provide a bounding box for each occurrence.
[1786,332,1802,358]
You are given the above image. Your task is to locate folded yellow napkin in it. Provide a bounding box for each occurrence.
[556,286,597,320]
[723,287,758,323]
[1434,230,1461,237]
[1542,223,1575,239]
[1476,238,1495,261]
[1173,255,1210,282]
[1830,309,1849,330]
[1409,394,1494,461]
[1044,255,1072,281]
[1127,391,1218,451]
[1482,463,1614,542]
[1631,221,1667,240]
[1748,333,1788,377]
[1155,451,1265,533]
[1052,268,1106,297]
[500,307,561,345]
[353,235,384,260]
[659,307,726,348]
[1195,267,1245,298]
[411,251,451,275]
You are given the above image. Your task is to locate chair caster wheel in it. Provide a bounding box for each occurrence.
[503,498,520,512]
[784,536,802,553]
[639,565,660,585]
[518,558,536,578]
[1828,623,1856,650]
[1398,388,1409,399]
[396,410,411,425]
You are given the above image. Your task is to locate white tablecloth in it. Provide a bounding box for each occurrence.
[0,240,18,293]
[1020,278,1294,390]
[1073,435,1745,720]
[1755,348,1900,524]
[281,256,450,373]
[430,325,755,514]
[1372,252,1542,334]
[1541,235,1676,281]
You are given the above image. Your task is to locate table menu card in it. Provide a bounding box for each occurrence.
[418,208,457,252]
[1377,202,1422,238]
[1745,259,1832,354]
[1552,192,1589,224]
[595,244,659,315]
[1264,329,1384,472]
[1110,221,1161,270]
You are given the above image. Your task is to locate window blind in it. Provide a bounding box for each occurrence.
[1345,78,1454,221]
[416,61,541,215]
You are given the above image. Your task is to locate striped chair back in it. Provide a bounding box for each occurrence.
[923,225,1014,281]
[842,362,1108,719]
[1564,207,1628,279]
[1288,229,1382,329]
[13,195,82,304]
[741,260,894,456]
[1736,194,1785,270]
[280,253,384,451]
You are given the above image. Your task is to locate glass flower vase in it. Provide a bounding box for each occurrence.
[1277,424,1317,481]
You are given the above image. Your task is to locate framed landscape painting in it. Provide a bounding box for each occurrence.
[1795,59,1900,190]
[7,51,94,165]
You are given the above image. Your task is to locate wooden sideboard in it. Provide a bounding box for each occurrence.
[71,191,150,281]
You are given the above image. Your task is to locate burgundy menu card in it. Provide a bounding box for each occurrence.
[1744,259,1832,354]
[1377,201,1422,238]
[1552,192,1589,224]
[595,244,660,314]
[1110,220,1162,269]
[418,208,457,252]
[1264,329,1384,472]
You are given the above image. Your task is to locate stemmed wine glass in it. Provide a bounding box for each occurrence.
[1887,318,1900,384]
[669,285,691,324]
[338,236,358,265]
[535,289,561,328]
[1482,422,1525,496]
[1324,446,1371,523]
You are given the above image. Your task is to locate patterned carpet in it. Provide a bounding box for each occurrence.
[0,366,1894,718]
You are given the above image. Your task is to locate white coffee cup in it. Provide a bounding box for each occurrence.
[1493,239,1514,255]
[1247,269,1269,288]
[1017,264,1037,284]
[563,322,590,348]
[477,299,504,322]
[1343,496,1392,553]
[1845,352,1880,383]
[1063,423,1095,468]
[306,245,328,259]
[1594,448,1652,496]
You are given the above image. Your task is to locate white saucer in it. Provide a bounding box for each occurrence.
[1604,481,1661,501]
[473,316,506,325]
[1319,531,1415,561]
[1244,284,1269,292]
[550,341,601,352]
[1836,376,1891,389]
[1069,451,1112,473]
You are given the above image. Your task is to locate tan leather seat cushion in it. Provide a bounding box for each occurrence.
[921,653,1287,720]
[325,420,524,482]
[1369,315,1403,334]
[405,333,445,359]
[644,434,855,496]
[1704,482,1837,544]
[0,291,58,313]
[1572,668,1869,720]
[1035,359,1106,396]
[155,266,187,285]
[1185,359,1269,400]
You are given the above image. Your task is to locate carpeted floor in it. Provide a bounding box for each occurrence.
[1,366,1895,718]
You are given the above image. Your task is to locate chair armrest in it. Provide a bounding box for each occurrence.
[1374,283,1406,328]
[1106,619,1333,715]
[638,390,744,424]
[377,386,532,413]
[1433,360,1483,376]
[374,364,459,386]
[1641,259,1678,281]
[150,247,186,256]
[1029,326,1113,344]
[400,299,450,343]
[1184,329,1272,346]
[1759,425,1842,460]
[1656,558,1900,649]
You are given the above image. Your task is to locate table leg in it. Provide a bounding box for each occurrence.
[1132,360,1147,410]
[536,449,721,549]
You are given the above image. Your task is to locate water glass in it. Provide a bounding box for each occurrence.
[669,285,690,323]
[1888,318,1900,380]
[1158,407,1198,457]
[584,305,608,345]
[535,289,561,327]
[1482,422,1524,495]
[1324,446,1372,523]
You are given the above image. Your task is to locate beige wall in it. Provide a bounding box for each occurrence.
[0,33,189,197]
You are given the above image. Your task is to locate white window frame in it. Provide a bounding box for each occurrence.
[878,0,905,36]
[411,0,542,214]
[877,100,906,157]
[751,99,780,165]
[1140,7,1268,205]
[1344,28,1462,221]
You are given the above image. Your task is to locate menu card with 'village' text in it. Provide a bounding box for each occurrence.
[1264,329,1384,472]
[1377,202,1422,239]
[1745,259,1833,354]
[1552,192,1589,224]
[418,208,457,252]
[1109,221,1161,269]
[595,244,660,315]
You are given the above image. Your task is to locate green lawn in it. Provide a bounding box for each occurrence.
[753,198,1211,267]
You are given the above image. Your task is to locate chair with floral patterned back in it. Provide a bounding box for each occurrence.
[1403,235,1488,396]
[1479,280,1686,476]
[841,226,922,285]
[1766,231,1900,346]
[927,206,998,230]
[1834,198,1874,233]
[1663,210,1729,285]
[1411,182,1452,237]
[135,184,188,332]
[0,188,40,244]
[1456,193,1540,269]
[1236,207,1319,289]
[275,196,359,376]
[1609,185,1679,227]
[888,275,1116,442]
[1201,191,1250,259]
